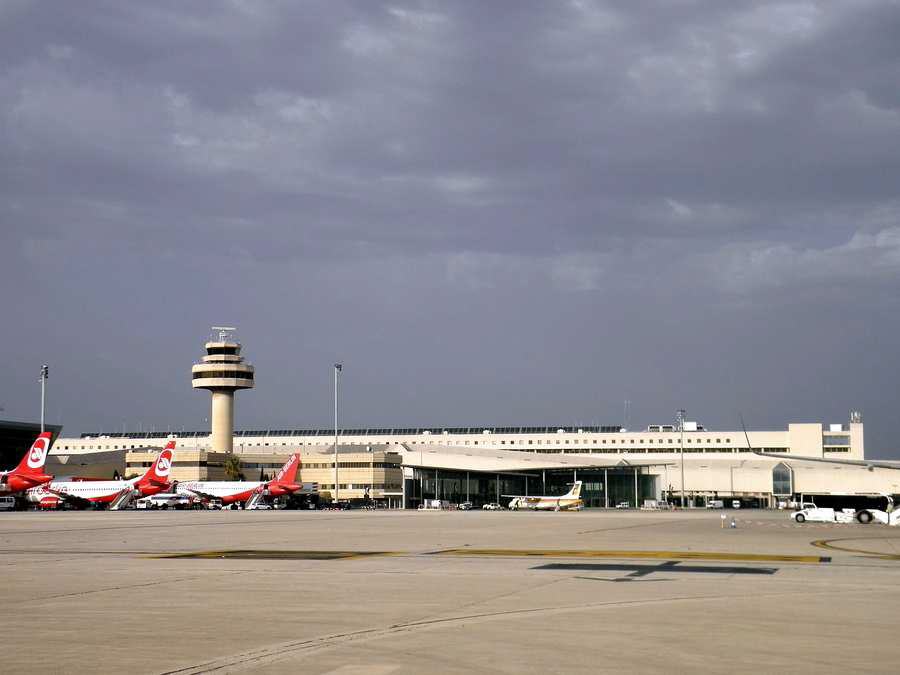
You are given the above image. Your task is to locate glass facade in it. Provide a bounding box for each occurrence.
[403,468,656,509]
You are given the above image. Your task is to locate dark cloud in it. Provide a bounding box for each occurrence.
[1,1,898,454]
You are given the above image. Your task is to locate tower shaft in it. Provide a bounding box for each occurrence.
[210,390,235,453]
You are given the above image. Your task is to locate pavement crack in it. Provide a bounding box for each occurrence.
[31,571,244,603]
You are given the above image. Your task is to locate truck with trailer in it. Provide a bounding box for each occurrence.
[791,496,900,525]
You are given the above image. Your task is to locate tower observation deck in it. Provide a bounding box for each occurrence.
[191,327,254,453]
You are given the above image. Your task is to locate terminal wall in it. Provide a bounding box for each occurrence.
[789,424,824,457]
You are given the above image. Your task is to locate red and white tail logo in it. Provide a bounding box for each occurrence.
[273,454,300,484]
[16,432,53,475]
[142,442,175,483]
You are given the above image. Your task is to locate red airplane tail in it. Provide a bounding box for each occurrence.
[5,432,54,492]
[272,454,301,485]
[135,441,175,490]
[13,432,53,477]
[266,454,301,496]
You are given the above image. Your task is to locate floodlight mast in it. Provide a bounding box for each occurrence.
[677,409,686,508]
[334,363,343,503]
[39,364,49,433]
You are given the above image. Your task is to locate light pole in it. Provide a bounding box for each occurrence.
[39,365,49,432]
[334,363,342,503]
[677,408,686,508]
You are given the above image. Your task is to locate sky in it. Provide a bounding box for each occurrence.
[1,1,899,456]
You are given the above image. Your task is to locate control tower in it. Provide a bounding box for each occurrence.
[191,327,255,453]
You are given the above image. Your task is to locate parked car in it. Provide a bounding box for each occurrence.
[706,500,725,509]
[482,502,503,511]
[458,502,473,511]
[246,502,273,510]
[615,501,631,509]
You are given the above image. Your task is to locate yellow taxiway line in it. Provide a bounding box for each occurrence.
[811,538,900,560]
[151,550,396,560]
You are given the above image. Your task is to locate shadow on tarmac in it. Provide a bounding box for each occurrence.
[534,560,778,581]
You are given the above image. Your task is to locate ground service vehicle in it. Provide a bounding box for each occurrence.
[791,497,900,525]
[792,507,857,523]
[0,496,16,511]
[482,502,503,511]
[136,493,194,510]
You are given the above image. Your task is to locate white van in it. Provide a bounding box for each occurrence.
[0,496,16,511]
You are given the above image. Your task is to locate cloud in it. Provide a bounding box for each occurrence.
[707,219,900,295]
[2,1,900,453]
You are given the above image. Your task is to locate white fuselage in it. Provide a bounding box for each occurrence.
[26,479,137,504]
[176,481,264,503]
[508,495,584,511]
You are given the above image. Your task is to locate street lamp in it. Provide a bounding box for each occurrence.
[676,408,686,508]
[334,363,342,503]
[39,365,49,432]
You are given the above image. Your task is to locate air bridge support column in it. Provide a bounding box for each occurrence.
[634,467,639,508]
[604,468,608,508]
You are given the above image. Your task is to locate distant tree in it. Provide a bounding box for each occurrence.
[224,455,244,481]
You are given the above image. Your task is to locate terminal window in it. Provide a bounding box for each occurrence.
[772,463,792,496]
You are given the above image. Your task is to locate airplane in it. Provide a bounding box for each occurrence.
[0,432,54,495]
[175,453,305,506]
[25,441,174,509]
[506,481,584,511]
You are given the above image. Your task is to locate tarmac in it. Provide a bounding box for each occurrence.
[3,508,900,674]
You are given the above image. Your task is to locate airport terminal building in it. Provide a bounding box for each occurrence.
[51,412,900,508]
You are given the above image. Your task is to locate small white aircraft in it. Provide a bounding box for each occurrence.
[506,481,584,511]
